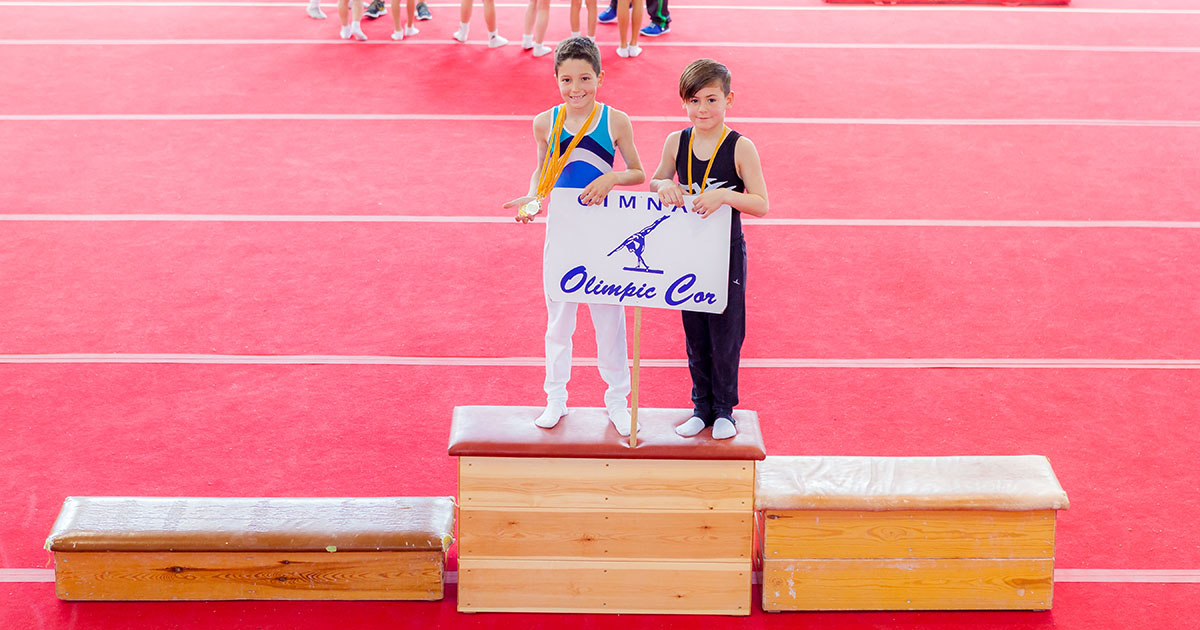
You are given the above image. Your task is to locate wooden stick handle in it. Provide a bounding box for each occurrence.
[630,306,642,448]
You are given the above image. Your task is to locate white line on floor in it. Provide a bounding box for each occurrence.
[0,3,1198,15]
[1054,569,1200,583]
[5,568,1200,584]
[0,569,54,582]
[2,114,1198,127]
[2,39,1199,53]
[2,355,1198,369]
[2,215,1199,229]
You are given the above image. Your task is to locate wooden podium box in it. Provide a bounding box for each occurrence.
[449,406,766,615]
[45,496,457,601]
[757,456,1070,611]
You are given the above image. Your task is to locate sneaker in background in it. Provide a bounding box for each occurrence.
[416,1,432,20]
[639,22,669,37]
[364,0,386,19]
[597,6,617,24]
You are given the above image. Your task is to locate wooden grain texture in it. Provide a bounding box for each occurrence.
[762,558,1054,611]
[459,508,752,561]
[764,510,1056,559]
[458,558,751,615]
[459,457,754,511]
[54,551,444,601]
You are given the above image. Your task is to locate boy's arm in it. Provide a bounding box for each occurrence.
[505,111,553,222]
[578,110,645,205]
[691,136,769,219]
[649,131,685,207]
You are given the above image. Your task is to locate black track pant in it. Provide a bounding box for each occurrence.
[681,240,746,424]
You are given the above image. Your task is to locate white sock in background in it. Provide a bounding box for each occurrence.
[453,22,469,42]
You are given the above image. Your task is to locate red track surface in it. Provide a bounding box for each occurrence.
[2,0,1199,627]
[4,122,1200,221]
[4,45,1199,119]
[1,223,1198,357]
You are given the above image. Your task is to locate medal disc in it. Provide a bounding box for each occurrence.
[519,199,542,218]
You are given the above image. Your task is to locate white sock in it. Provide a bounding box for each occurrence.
[675,416,706,437]
[628,44,642,57]
[340,24,353,39]
[391,30,404,40]
[522,34,534,49]
[307,1,327,19]
[712,417,737,440]
[453,22,469,42]
[535,403,568,429]
[616,46,629,58]
[532,43,553,57]
[405,24,419,35]
[489,31,508,48]
[570,31,580,38]
[351,21,367,40]
[608,408,631,437]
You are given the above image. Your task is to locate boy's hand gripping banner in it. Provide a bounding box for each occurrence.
[544,187,732,314]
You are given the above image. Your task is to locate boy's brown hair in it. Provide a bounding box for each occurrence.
[679,59,731,100]
[555,37,603,75]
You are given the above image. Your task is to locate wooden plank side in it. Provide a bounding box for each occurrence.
[459,457,753,511]
[458,558,751,615]
[459,508,752,561]
[55,551,444,601]
[762,558,1054,611]
[764,510,1056,559]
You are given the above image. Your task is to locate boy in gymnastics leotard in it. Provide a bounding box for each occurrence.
[649,59,769,440]
[504,37,646,436]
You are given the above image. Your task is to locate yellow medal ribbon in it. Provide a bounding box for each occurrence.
[687,125,729,195]
[520,103,600,217]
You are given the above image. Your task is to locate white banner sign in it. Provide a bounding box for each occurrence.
[544,187,732,314]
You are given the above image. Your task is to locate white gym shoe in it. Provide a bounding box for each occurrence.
[608,408,632,437]
[712,417,737,440]
[535,403,568,429]
[675,416,706,437]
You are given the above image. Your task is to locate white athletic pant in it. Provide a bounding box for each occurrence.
[544,292,631,411]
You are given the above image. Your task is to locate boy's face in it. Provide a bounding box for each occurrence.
[683,82,734,132]
[556,58,604,111]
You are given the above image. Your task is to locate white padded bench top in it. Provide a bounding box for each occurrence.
[756,455,1069,511]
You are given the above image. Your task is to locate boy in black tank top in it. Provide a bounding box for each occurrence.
[649,59,770,440]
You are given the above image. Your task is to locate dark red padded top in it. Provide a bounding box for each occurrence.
[447,406,766,460]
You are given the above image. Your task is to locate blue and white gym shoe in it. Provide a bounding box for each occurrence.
[639,22,669,37]
[597,6,617,23]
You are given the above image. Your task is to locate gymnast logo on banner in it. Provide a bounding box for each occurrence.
[544,187,732,314]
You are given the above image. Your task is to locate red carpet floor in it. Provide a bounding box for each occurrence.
[2,0,1199,627]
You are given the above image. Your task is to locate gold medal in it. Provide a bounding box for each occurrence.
[519,198,542,218]
[519,104,599,219]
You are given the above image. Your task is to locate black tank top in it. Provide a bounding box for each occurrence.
[675,127,744,244]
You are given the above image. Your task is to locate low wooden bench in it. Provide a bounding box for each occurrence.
[756,456,1069,612]
[449,405,766,615]
[45,496,456,601]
